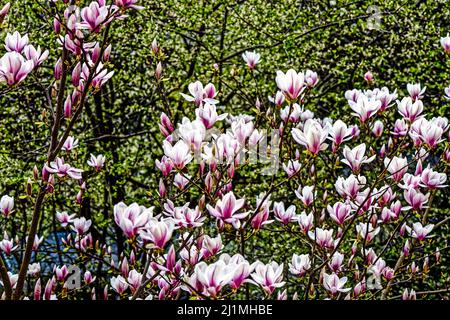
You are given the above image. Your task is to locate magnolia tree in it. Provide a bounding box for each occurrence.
[0,0,449,301]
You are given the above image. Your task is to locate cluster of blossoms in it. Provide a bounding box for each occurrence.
[0,2,448,301]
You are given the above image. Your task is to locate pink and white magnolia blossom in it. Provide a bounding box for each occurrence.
[327,201,353,225]
[292,119,329,155]
[397,97,423,122]
[305,69,319,88]
[282,159,301,177]
[180,81,218,106]
[348,95,381,123]
[61,136,79,152]
[250,261,285,295]
[419,167,447,189]
[56,211,76,228]
[341,143,376,173]
[356,222,380,242]
[288,254,311,277]
[441,34,450,53]
[4,31,29,53]
[111,275,129,295]
[280,103,302,123]
[242,51,261,69]
[323,273,351,295]
[251,194,273,229]
[403,188,429,211]
[193,260,234,297]
[201,234,223,259]
[206,191,248,229]
[79,1,117,33]
[0,51,34,86]
[335,174,366,199]
[45,157,84,180]
[275,69,305,101]
[163,139,193,169]
[0,194,14,217]
[71,217,92,235]
[178,117,206,151]
[406,222,434,241]
[219,254,254,289]
[328,119,352,151]
[295,185,315,207]
[329,252,344,272]
[273,201,297,225]
[114,202,154,238]
[384,156,408,182]
[407,83,426,101]
[308,228,334,248]
[195,103,227,129]
[140,219,174,250]
[115,0,144,10]
[87,154,106,171]
[0,238,17,255]
[23,44,48,69]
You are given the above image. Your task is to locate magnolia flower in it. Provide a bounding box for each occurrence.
[329,252,344,272]
[289,254,311,277]
[335,174,366,199]
[416,119,445,148]
[201,234,223,259]
[348,95,380,123]
[328,120,352,150]
[54,265,68,281]
[0,238,17,255]
[56,211,76,228]
[341,143,375,173]
[242,51,261,69]
[194,260,234,297]
[45,157,83,180]
[28,263,41,277]
[392,118,408,136]
[250,261,285,295]
[111,275,129,295]
[195,103,227,129]
[171,204,205,228]
[0,195,14,217]
[115,0,144,10]
[403,188,429,211]
[384,156,408,182]
[79,2,116,33]
[305,69,319,88]
[269,90,285,107]
[327,202,353,225]
[61,136,79,152]
[220,254,253,289]
[372,120,384,137]
[295,185,315,207]
[173,173,190,190]
[297,211,314,233]
[114,202,154,238]
[292,119,329,154]
[87,154,106,171]
[364,71,373,82]
[407,83,426,101]
[308,228,334,248]
[282,159,301,178]
[178,117,206,151]
[0,51,34,86]
[163,140,193,170]
[323,273,351,295]
[420,167,447,189]
[273,202,297,225]
[180,81,218,106]
[206,191,248,229]
[275,69,305,100]
[81,61,114,89]
[23,44,49,68]
[71,217,92,235]
[280,103,302,123]
[5,31,29,53]
[397,97,423,122]
[441,34,450,53]
[0,3,10,22]
[140,219,174,249]
[356,222,380,242]
[406,222,434,241]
